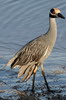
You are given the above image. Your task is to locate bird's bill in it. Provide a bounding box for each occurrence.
[57,13,65,19]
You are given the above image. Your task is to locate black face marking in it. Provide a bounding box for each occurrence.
[49,13,57,18]
[50,8,55,14]
[49,8,56,18]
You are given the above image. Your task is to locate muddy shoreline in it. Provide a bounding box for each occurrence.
[0,94,66,100]
[0,89,66,100]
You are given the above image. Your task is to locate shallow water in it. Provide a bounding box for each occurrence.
[0,0,66,100]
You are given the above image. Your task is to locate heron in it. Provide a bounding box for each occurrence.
[6,8,65,92]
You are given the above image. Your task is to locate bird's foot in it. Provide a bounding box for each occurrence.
[48,89,56,93]
[31,89,35,93]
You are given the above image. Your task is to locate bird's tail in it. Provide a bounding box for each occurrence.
[1,55,18,70]
[18,62,38,81]
[6,56,18,66]
[1,55,38,81]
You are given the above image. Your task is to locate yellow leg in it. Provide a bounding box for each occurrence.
[34,66,38,73]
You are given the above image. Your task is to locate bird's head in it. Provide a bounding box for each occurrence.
[49,8,65,19]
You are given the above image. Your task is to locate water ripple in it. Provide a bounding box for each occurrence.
[0,0,66,99]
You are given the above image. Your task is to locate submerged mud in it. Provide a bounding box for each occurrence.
[0,89,66,100]
[0,66,66,100]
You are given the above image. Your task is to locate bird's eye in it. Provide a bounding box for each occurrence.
[50,8,55,14]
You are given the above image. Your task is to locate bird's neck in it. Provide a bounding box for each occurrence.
[48,18,57,44]
[49,18,57,36]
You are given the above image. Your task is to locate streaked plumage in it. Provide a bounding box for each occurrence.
[6,8,65,92]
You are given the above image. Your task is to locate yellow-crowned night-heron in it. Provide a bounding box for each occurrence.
[6,8,65,92]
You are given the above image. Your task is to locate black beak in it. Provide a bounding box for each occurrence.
[57,13,65,19]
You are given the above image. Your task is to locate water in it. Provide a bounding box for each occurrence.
[0,0,66,99]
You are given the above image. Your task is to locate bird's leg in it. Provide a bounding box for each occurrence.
[31,72,36,93]
[31,66,37,93]
[41,64,50,92]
